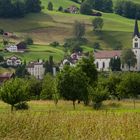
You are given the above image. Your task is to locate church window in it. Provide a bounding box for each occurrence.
[135,42,138,48]
[103,62,105,68]
[96,62,99,68]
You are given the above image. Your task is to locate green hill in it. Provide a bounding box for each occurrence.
[0,0,138,62]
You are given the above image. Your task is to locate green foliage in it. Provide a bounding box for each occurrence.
[117,72,140,108]
[48,2,53,10]
[0,29,4,35]
[93,42,100,49]
[86,0,113,13]
[89,84,109,109]
[110,57,121,71]
[92,18,104,31]
[44,56,54,74]
[41,74,57,100]
[15,63,29,78]
[14,102,29,110]
[106,73,122,99]
[114,0,140,19]
[73,21,85,39]
[0,0,41,18]
[121,49,137,70]
[0,55,4,62]
[0,78,29,111]
[28,77,42,100]
[57,66,89,109]
[80,1,92,15]
[77,55,98,85]
[58,6,63,12]
[50,41,59,47]
[25,37,33,45]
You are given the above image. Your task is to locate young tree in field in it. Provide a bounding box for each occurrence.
[0,78,29,111]
[47,2,53,11]
[121,49,137,71]
[41,74,59,105]
[89,83,109,109]
[92,18,104,31]
[73,21,85,39]
[106,74,122,100]
[77,55,98,86]
[117,73,140,108]
[28,76,42,100]
[57,66,89,109]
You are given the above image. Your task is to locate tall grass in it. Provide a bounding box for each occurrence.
[0,111,139,140]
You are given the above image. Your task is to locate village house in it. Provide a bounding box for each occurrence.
[27,60,45,80]
[6,56,22,66]
[6,41,26,53]
[0,73,14,84]
[66,5,79,14]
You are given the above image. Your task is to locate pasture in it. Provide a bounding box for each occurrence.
[0,100,140,140]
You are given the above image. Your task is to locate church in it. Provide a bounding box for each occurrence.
[94,19,140,71]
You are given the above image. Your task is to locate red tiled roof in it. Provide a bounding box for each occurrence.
[94,50,121,59]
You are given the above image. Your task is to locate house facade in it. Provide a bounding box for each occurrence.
[6,56,22,66]
[6,45,18,52]
[27,60,45,79]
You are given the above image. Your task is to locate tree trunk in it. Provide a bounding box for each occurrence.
[73,101,75,110]
[133,98,136,109]
[11,105,14,112]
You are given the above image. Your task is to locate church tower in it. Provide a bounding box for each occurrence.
[132,19,140,71]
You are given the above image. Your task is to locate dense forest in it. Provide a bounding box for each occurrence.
[0,0,41,18]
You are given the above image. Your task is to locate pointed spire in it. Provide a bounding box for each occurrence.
[133,18,140,37]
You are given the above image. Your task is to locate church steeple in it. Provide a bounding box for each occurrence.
[133,18,140,37]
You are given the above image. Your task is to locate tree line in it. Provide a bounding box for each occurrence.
[0,0,41,18]
[80,0,140,19]
[0,56,140,111]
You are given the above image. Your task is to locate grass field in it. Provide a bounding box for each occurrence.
[0,100,140,140]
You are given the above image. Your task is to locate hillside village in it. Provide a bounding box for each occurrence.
[0,0,140,139]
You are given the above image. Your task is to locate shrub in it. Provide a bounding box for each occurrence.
[14,102,29,110]
[0,29,4,35]
[50,41,59,47]
[48,2,53,11]
[25,37,33,45]
[58,6,63,12]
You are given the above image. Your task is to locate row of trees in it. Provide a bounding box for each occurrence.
[1,54,140,111]
[80,0,140,19]
[0,0,42,18]
[114,0,140,19]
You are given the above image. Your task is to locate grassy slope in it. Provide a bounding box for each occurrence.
[0,0,139,61]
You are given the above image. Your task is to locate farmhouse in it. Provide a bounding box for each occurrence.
[6,42,26,53]
[27,60,45,80]
[67,5,79,14]
[6,56,22,66]
[0,73,14,83]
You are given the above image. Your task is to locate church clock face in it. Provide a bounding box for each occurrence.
[135,38,138,41]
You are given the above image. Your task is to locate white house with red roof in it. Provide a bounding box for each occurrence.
[94,50,121,71]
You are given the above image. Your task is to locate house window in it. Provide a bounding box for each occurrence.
[103,62,105,68]
[96,62,99,68]
[135,42,138,48]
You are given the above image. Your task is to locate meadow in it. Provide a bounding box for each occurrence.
[0,100,140,140]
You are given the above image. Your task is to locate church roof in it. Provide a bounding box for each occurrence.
[133,19,140,37]
[94,50,121,59]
